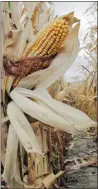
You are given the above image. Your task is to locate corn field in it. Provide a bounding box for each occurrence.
[1,2,97,189]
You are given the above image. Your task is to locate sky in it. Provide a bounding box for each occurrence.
[53,2,95,82]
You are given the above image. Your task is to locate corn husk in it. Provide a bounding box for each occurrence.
[7,101,42,154]
[10,90,77,134]
[10,88,96,134]
[3,124,24,188]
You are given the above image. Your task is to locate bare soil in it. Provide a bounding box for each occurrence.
[60,135,97,189]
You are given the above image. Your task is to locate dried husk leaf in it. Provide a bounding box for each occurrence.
[1,125,7,167]
[1,109,8,167]
[2,75,8,105]
[35,6,54,31]
[24,2,40,18]
[48,80,61,99]
[5,75,15,94]
[3,2,11,36]
[13,87,97,131]
[7,101,42,154]
[3,124,23,188]
[10,90,77,134]
[55,89,66,101]
[9,2,22,30]
[4,19,32,60]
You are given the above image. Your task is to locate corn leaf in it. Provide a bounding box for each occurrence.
[7,101,42,154]
[10,90,77,134]
[12,87,97,132]
[3,124,23,188]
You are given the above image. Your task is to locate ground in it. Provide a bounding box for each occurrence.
[60,134,97,189]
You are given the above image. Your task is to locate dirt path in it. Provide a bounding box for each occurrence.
[60,135,97,189]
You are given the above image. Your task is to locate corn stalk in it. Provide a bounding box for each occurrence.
[1,2,97,188]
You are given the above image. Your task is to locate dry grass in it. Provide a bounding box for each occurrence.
[61,75,97,121]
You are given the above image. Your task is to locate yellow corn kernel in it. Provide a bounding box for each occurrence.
[26,16,70,57]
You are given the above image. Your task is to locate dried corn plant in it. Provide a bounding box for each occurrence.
[1,2,97,188]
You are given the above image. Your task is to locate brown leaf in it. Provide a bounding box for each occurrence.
[42,171,65,188]
[27,168,36,185]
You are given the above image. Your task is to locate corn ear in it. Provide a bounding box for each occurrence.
[25,17,70,58]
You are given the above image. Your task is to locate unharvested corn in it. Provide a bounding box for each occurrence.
[3,16,70,87]
[25,17,70,58]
